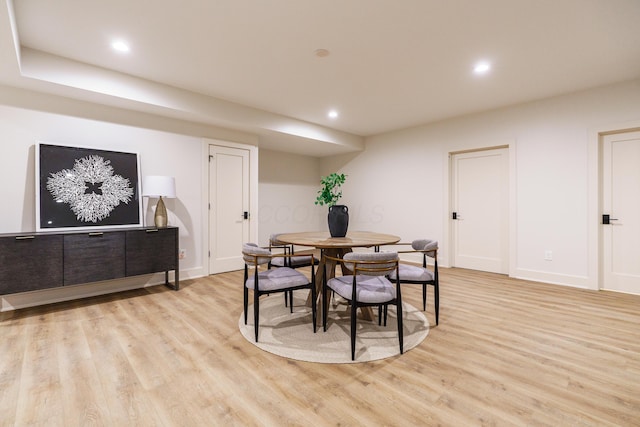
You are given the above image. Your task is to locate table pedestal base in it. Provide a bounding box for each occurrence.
[306,247,375,321]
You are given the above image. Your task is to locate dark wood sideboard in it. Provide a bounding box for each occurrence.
[0,226,179,295]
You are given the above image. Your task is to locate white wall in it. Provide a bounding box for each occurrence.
[323,79,640,289]
[4,77,640,309]
[0,101,204,253]
[0,85,326,310]
[258,149,324,246]
[0,85,259,310]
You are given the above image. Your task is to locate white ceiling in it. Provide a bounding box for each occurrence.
[3,0,640,156]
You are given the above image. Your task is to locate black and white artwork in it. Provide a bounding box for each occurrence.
[36,142,142,231]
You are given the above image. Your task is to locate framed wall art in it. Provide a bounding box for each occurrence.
[36,142,143,232]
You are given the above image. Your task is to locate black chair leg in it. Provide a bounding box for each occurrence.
[422,284,427,311]
[381,304,388,326]
[350,300,357,361]
[397,300,404,354]
[289,290,293,313]
[254,292,260,342]
[243,286,249,325]
[434,282,439,325]
[311,285,317,333]
[322,283,328,332]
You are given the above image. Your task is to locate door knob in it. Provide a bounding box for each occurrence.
[602,214,619,225]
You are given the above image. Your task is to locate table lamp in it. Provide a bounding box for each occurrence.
[142,176,176,228]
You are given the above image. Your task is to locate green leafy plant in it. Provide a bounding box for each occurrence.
[315,173,347,207]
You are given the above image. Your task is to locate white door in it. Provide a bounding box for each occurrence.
[209,145,250,274]
[602,131,640,294]
[451,148,509,274]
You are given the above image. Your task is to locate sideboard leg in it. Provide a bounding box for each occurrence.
[164,270,179,290]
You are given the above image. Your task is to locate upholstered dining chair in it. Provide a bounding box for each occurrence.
[269,233,319,311]
[242,243,316,342]
[387,239,439,325]
[322,251,403,361]
[269,233,318,268]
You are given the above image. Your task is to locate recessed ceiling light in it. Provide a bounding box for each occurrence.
[473,61,491,74]
[315,48,330,58]
[111,40,130,53]
[328,110,339,119]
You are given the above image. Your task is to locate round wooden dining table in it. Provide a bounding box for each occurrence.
[276,231,401,321]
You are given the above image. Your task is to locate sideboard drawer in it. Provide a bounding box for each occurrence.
[0,234,63,294]
[125,228,177,277]
[64,232,125,285]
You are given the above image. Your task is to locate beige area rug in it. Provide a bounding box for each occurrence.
[238,291,429,363]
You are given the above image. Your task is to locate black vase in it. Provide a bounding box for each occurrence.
[328,205,349,237]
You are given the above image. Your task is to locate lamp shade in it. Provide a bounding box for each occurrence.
[142,176,176,198]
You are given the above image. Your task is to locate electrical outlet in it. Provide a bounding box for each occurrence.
[544,250,552,261]
[179,248,186,259]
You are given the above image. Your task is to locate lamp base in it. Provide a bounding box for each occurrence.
[154,196,168,228]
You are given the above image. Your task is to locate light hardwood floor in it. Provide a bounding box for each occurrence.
[1,267,639,426]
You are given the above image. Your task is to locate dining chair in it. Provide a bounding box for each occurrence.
[387,239,439,325]
[322,251,403,361]
[269,233,319,268]
[242,243,316,341]
[269,233,319,312]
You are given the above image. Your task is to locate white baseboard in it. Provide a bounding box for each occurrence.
[512,268,593,290]
[0,266,206,312]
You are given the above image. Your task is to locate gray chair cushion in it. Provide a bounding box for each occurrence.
[412,239,438,258]
[270,257,287,267]
[245,267,310,291]
[271,255,314,268]
[269,233,286,246]
[243,243,271,266]
[342,251,398,276]
[388,263,435,282]
[327,275,396,304]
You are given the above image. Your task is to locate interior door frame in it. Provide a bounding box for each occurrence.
[590,122,640,291]
[201,138,258,276]
[449,146,509,274]
[443,140,516,277]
